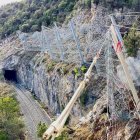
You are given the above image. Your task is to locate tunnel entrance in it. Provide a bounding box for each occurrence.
[3,69,18,83]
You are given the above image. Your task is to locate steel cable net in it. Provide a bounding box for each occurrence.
[112,12,140,25]
[17,6,110,65]
[16,9,139,111]
[17,22,135,121]
[18,24,107,64]
[16,10,140,64]
[90,32,136,120]
[93,31,136,122]
[15,11,140,139]
[93,34,137,140]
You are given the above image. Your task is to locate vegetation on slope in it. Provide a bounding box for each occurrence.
[37,122,48,138]
[0,82,24,140]
[0,0,140,39]
[37,122,68,140]
[0,0,78,39]
[124,24,140,57]
[124,12,140,57]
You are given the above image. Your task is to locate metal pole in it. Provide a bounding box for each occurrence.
[42,26,53,59]
[54,23,64,61]
[110,15,127,54]
[106,43,118,140]
[41,26,46,52]
[69,20,85,65]
[110,25,140,115]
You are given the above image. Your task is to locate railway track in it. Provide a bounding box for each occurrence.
[14,84,51,140]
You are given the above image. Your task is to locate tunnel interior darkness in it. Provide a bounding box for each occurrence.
[3,69,18,82]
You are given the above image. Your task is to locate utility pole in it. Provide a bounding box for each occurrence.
[110,25,140,115]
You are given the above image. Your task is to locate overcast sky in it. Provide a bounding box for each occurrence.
[0,0,22,7]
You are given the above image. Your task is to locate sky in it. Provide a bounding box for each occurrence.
[0,0,22,7]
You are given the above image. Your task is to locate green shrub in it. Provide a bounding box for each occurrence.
[80,65,87,73]
[73,65,88,78]
[46,61,56,72]
[73,67,80,77]
[20,23,30,32]
[124,24,140,57]
[55,131,68,140]
[58,1,67,10]
[0,96,24,140]
[0,131,8,140]
[65,2,75,12]
[37,122,48,138]
[45,9,52,17]
[80,89,88,106]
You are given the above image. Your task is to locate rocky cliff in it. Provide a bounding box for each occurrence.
[2,46,107,123]
[1,6,108,122]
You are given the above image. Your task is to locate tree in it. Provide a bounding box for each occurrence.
[0,131,8,140]
[37,122,48,138]
[20,23,30,32]
[0,0,140,39]
[0,96,24,140]
[124,25,140,57]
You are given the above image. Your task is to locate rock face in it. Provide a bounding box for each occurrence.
[76,93,107,128]
[3,52,75,114]
[3,50,104,123]
[69,95,140,140]
[21,64,77,116]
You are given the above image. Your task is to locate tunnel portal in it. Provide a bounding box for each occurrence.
[3,69,18,82]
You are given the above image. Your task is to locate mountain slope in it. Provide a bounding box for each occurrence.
[0,0,140,39]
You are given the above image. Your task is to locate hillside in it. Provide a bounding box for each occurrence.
[0,0,140,39]
[0,0,140,140]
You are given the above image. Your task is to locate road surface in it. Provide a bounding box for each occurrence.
[15,84,51,140]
